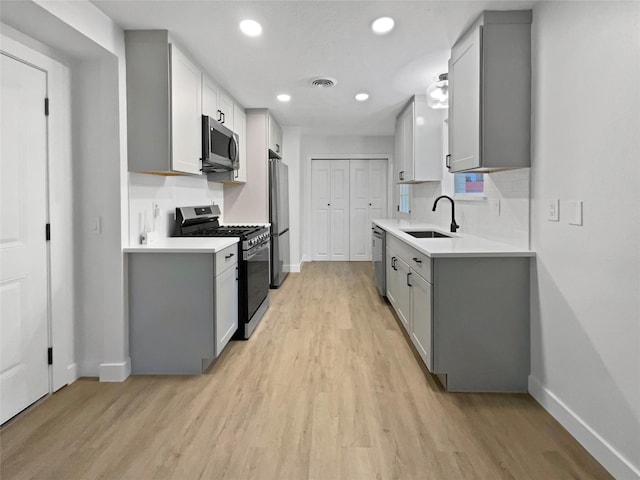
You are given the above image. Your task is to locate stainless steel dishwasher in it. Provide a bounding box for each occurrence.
[372,225,386,296]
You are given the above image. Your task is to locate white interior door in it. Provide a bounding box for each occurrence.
[350,159,388,261]
[312,160,331,260]
[330,160,350,261]
[349,160,370,261]
[368,159,388,227]
[0,53,50,424]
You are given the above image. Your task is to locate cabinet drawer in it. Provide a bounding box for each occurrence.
[387,234,432,283]
[215,244,238,276]
[408,249,431,283]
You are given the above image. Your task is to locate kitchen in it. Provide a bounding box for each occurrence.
[0,1,638,479]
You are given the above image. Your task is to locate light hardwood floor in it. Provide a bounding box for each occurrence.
[1,262,611,479]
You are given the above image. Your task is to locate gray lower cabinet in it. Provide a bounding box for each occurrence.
[128,247,238,374]
[409,270,433,372]
[386,235,529,392]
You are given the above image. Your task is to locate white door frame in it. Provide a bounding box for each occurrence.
[305,153,393,264]
[1,32,76,391]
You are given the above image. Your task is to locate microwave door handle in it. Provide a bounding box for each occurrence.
[233,137,239,165]
[229,137,238,166]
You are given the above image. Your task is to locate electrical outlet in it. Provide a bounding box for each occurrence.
[568,200,583,226]
[547,199,559,222]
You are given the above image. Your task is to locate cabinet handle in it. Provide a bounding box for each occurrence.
[369,203,372,206]
[217,109,222,122]
[412,257,422,264]
[275,143,280,153]
[225,253,235,259]
[407,272,412,287]
[446,154,451,169]
[327,203,330,206]
[392,257,397,271]
[221,112,226,124]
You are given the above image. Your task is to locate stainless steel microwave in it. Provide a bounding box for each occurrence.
[201,115,239,172]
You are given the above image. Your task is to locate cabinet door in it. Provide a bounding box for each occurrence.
[215,264,238,357]
[233,104,247,182]
[386,249,397,307]
[268,115,283,156]
[170,45,202,175]
[311,160,332,260]
[410,271,433,371]
[330,160,350,261]
[449,25,481,172]
[394,116,403,183]
[202,75,219,120]
[402,105,414,181]
[395,256,411,332]
[218,90,234,131]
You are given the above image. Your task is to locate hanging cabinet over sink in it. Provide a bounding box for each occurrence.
[394,95,442,183]
[448,10,532,173]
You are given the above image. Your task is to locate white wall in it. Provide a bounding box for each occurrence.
[128,174,224,244]
[301,135,395,262]
[283,127,302,271]
[529,3,640,478]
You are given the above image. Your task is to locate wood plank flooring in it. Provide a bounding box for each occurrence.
[1,262,612,479]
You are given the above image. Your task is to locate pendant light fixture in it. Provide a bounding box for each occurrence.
[426,73,449,109]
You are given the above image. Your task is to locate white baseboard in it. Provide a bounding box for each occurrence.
[99,358,131,382]
[285,261,303,273]
[66,363,78,385]
[529,375,640,480]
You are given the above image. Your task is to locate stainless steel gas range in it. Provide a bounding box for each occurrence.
[174,205,270,339]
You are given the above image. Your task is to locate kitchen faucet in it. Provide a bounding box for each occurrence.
[432,195,460,233]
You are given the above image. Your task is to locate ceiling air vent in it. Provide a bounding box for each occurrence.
[311,77,337,88]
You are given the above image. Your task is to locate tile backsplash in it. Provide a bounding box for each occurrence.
[410,169,530,249]
[128,173,224,246]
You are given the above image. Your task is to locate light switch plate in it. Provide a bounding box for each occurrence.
[547,199,559,222]
[89,216,101,234]
[490,198,501,216]
[568,200,583,226]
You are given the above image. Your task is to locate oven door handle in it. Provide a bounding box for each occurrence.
[244,241,270,261]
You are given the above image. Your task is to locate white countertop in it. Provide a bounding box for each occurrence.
[373,219,535,258]
[124,237,239,254]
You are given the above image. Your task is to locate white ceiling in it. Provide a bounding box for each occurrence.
[93,0,536,136]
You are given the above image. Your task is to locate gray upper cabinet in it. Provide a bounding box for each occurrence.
[268,114,283,157]
[125,30,202,176]
[448,11,532,173]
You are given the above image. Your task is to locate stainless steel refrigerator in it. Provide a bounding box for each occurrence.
[269,159,289,288]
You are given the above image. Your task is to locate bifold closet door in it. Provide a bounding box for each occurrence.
[349,159,388,261]
[311,159,350,261]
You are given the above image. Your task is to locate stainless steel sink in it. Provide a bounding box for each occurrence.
[403,230,451,238]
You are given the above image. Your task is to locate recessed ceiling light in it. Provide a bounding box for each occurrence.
[240,19,262,37]
[371,17,394,35]
[277,94,291,102]
[355,93,369,102]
